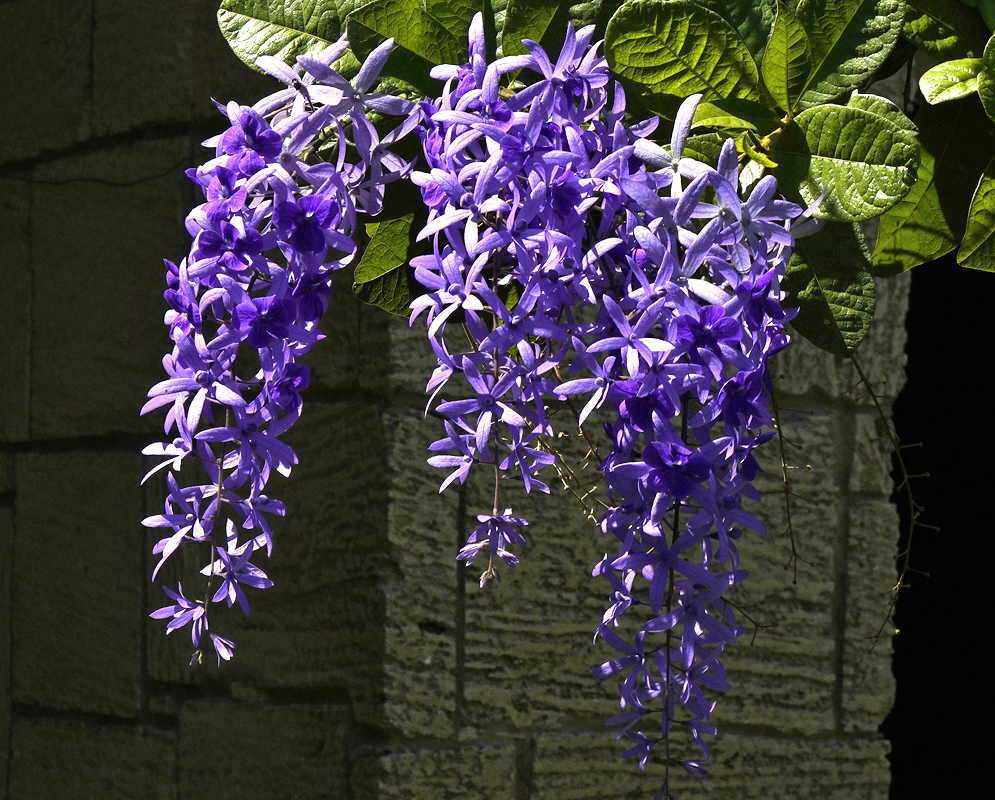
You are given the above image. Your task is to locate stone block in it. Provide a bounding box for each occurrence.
[8,717,174,800]
[146,402,393,720]
[305,279,393,398]
[840,500,899,734]
[1,507,12,795]
[353,741,518,800]
[530,728,890,800]
[386,315,442,400]
[0,177,32,442]
[29,138,190,439]
[380,409,461,739]
[91,0,274,138]
[177,701,350,800]
[0,0,92,162]
[458,426,620,737]
[850,412,897,496]
[12,453,144,717]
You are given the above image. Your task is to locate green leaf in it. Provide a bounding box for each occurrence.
[345,0,473,96]
[793,0,905,108]
[692,97,782,133]
[714,0,776,63]
[903,0,991,61]
[604,0,761,103]
[919,58,983,104]
[845,92,917,136]
[979,33,995,123]
[976,68,995,125]
[872,98,995,274]
[218,0,365,71]
[493,0,610,57]
[353,213,424,316]
[761,2,812,113]
[682,132,731,164]
[958,155,995,271]
[783,222,875,357]
[772,103,919,221]
[501,0,563,56]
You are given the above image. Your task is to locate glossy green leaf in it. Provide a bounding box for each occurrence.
[714,0,776,62]
[872,98,995,274]
[692,97,783,133]
[424,0,481,36]
[903,0,991,60]
[605,0,761,102]
[919,58,983,104]
[958,155,995,272]
[218,0,364,71]
[353,214,424,316]
[501,0,563,56]
[682,132,730,164]
[772,103,919,221]
[783,222,875,357]
[977,68,995,123]
[846,92,917,136]
[980,32,995,123]
[761,3,812,113]
[793,0,905,108]
[345,0,472,96]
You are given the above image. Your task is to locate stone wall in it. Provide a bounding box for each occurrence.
[0,2,906,798]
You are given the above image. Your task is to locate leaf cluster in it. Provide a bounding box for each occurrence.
[216,0,995,357]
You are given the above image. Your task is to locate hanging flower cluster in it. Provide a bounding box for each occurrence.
[140,37,419,665]
[407,15,814,790]
[142,11,816,790]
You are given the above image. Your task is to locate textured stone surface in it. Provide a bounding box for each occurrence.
[840,500,899,734]
[530,728,890,800]
[177,702,350,800]
[12,453,144,717]
[146,402,392,717]
[29,139,190,439]
[303,280,394,398]
[380,410,461,739]
[0,507,12,795]
[92,0,275,139]
[353,741,519,800]
[8,717,174,800]
[0,0,93,163]
[0,178,32,443]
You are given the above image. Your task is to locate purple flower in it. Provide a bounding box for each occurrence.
[220,106,283,175]
[150,583,207,647]
[204,538,274,616]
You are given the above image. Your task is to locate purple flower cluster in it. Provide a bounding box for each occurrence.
[143,11,817,787]
[141,37,418,665]
[409,14,815,787]
[410,15,658,585]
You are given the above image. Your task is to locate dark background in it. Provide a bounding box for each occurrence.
[885,250,984,798]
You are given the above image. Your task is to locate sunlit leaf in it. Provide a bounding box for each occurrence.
[761,2,812,113]
[218,0,365,71]
[353,213,425,316]
[773,103,919,221]
[903,0,991,60]
[958,154,995,272]
[345,0,471,95]
[872,98,994,274]
[793,0,905,108]
[919,58,983,104]
[605,0,761,102]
